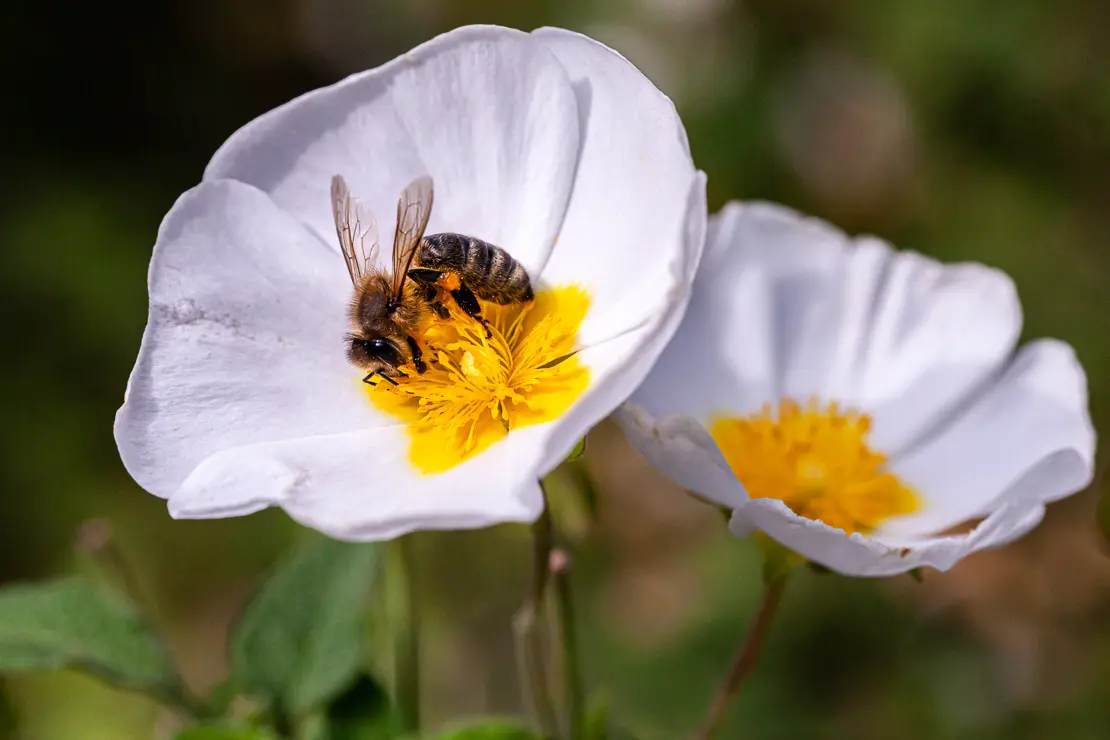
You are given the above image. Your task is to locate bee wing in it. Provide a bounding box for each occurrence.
[330,174,380,286]
[390,175,434,300]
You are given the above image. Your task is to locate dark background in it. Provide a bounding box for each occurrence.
[2,0,1110,738]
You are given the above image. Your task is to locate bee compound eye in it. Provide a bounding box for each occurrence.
[357,337,402,367]
[353,337,386,352]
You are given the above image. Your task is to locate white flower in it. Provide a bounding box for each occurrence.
[619,201,1095,577]
[115,26,706,541]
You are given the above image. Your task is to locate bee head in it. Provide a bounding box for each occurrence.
[352,276,398,328]
[346,334,406,372]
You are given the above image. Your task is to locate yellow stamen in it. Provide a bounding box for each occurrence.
[710,399,921,536]
[366,286,591,474]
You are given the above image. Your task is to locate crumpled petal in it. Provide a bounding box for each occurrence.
[617,400,743,509]
[731,496,1046,577]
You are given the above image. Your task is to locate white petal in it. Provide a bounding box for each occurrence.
[616,402,744,508]
[733,497,1046,577]
[627,202,853,428]
[619,202,832,509]
[206,25,580,279]
[530,28,700,346]
[840,245,1021,457]
[882,339,1095,536]
[168,426,542,540]
[617,202,853,508]
[114,179,384,499]
[538,173,709,474]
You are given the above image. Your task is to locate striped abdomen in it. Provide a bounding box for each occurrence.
[417,233,534,304]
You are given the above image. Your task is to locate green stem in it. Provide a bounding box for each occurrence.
[696,575,788,740]
[518,483,560,739]
[388,536,421,733]
[143,684,217,724]
[532,486,555,612]
[550,549,584,740]
[76,520,215,721]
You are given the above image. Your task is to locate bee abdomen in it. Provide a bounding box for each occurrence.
[418,233,533,304]
[418,232,468,269]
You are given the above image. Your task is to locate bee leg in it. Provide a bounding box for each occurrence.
[406,335,427,374]
[415,281,437,302]
[408,267,443,282]
[409,269,449,319]
[407,268,443,287]
[364,371,399,387]
[450,285,492,339]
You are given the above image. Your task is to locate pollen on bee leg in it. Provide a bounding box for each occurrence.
[363,284,592,474]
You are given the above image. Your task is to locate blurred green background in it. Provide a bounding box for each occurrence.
[3,0,1110,738]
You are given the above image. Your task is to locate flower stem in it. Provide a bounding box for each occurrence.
[696,575,788,740]
[76,520,216,721]
[515,484,560,739]
[550,549,584,740]
[532,490,554,624]
[388,535,421,733]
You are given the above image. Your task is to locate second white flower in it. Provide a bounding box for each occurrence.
[620,201,1095,576]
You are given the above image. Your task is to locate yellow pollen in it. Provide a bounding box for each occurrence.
[710,399,921,536]
[365,285,591,474]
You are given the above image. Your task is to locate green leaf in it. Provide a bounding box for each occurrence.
[203,678,240,717]
[174,727,277,740]
[325,673,402,740]
[583,694,611,740]
[579,696,646,740]
[0,680,18,737]
[565,436,587,462]
[0,577,178,694]
[569,463,599,522]
[229,537,381,719]
[430,718,542,740]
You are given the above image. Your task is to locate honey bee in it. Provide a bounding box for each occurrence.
[331,174,534,385]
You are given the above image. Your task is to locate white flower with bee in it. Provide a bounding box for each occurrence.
[619,202,1096,577]
[115,25,706,540]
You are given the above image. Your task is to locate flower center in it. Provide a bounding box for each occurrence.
[365,285,590,474]
[710,399,921,536]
